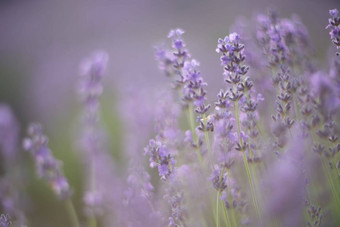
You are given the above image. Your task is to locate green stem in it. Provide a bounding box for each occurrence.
[65,200,80,227]
[188,104,203,165]
[203,114,213,165]
[312,131,340,210]
[242,152,260,219]
[235,99,260,219]
[216,192,220,227]
[321,157,340,209]
[292,94,300,122]
[88,217,97,227]
[235,101,242,144]
[222,200,231,227]
[230,208,238,227]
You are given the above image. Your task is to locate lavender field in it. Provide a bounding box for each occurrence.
[0,1,340,227]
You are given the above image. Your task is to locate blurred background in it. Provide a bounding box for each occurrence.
[0,0,339,226]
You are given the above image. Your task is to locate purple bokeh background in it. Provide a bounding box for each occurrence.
[0,0,338,125]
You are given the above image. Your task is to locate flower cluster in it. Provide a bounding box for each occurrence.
[23,123,71,199]
[156,29,211,138]
[326,9,340,55]
[0,214,11,227]
[144,139,175,181]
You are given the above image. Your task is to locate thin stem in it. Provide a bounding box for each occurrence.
[312,131,340,210]
[88,217,97,227]
[188,104,203,165]
[235,101,242,144]
[242,152,260,219]
[235,99,260,219]
[230,208,238,227]
[292,94,300,122]
[65,200,80,227]
[203,114,213,165]
[216,192,220,227]
[321,157,340,209]
[222,200,231,227]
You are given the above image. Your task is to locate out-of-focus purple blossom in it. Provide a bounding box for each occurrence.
[0,214,11,227]
[154,45,176,78]
[262,138,305,227]
[256,12,289,67]
[78,51,108,126]
[212,110,237,168]
[0,104,19,160]
[257,11,313,72]
[122,164,161,227]
[77,51,122,221]
[326,9,340,55]
[0,105,27,226]
[0,177,26,226]
[164,174,188,227]
[154,92,181,143]
[23,123,71,199]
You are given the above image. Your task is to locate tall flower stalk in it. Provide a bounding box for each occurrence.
[23,123,80,227]
[216,32,262,220]
[155,29,212,164]
[77,51,114,226]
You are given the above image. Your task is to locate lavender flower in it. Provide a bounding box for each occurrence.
[156,29,211,129]
[0,214,11,227]
[77,51,121,220]
[144,139,175,181]
[23,123,71,199]
[78,51,108,129]
[326,9,340,55]
[209,165,228,191]
[262,139,305,227]
[155,28,191,91]
[0,105,26,226]
[164,174,188,227]
[0,104,19,160]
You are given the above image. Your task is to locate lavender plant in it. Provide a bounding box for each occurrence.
[0,7,340,227]
[23,123,80,227]
[0,105,26,226]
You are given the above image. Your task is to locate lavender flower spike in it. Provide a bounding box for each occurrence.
[144,139,175,180]
[78,51,109,127]
[326,9,340,55]
[0,104,19,160]
[23,123,71,199]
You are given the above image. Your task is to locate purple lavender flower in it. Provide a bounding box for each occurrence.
[144,139,175,180]
[23,123,71,199]
[0,214,11,227]
[209,165,228,191]
[156,29,211,120]
[77,51,123,222]
[0,104,19,160]
[164,174,188,227]
[183,59,211,117]
[155,28,191,91]
[0,105,27,226]
[326,9,340,55]
[78,51,108,128]
[262,139,305,227]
